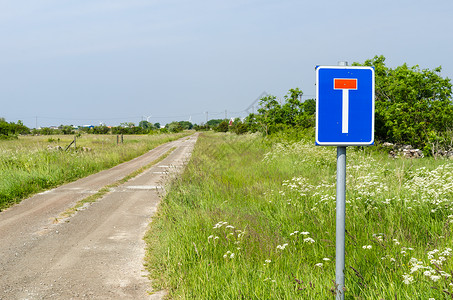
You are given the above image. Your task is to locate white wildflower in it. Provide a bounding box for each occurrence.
[322,258,330,261]
[410,265,422,273]
[300,232,310,235]
[441,248,452,256]
[276,243,288,250]
[408,257,418,264]
[362,245,372,250]
[374,235,383,242]
[440,271,451,278]
[213,221,228,229]
[315,263,323,267]
[303,237,315,243]
[402,274,414,284]
[430,275,441,282]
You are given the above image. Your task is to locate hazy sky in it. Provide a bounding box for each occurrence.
[1,0,452,128]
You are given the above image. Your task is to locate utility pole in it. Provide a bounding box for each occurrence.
[205,111,208,124]
[225,110,227,120]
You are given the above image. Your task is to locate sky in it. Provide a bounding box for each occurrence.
[1,0,452,128]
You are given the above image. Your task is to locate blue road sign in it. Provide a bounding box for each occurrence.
[316,66,375,146]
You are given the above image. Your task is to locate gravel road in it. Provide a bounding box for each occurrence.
[0,133,198,299]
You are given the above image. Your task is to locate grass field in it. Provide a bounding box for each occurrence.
[145,132,453,299]
[0,132,190,210]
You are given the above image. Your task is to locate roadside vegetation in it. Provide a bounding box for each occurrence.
[0,133,190,210]
[145,131,453,299]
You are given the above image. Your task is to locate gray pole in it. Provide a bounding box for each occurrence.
[336,146,346,299]
[335,60,348,300]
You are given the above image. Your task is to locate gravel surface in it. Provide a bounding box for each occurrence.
[0,134,198,299]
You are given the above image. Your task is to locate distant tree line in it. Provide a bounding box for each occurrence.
[195,89,316,136]
[0,119,196,137]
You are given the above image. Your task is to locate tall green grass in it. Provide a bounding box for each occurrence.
[0,133,190,210]
[145,132,453,299]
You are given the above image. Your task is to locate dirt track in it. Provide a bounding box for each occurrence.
[0,133,198,299]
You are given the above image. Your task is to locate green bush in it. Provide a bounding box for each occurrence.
[215,121,229,132]
[355,55,453,151]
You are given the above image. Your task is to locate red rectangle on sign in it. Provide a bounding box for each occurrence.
[334,79,357,90]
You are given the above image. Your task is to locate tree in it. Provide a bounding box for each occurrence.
[206,119,224,128]
[0,119,30,136]
[92,125,110,134]
[120,122,135,128]
[231,121,248,135]
[154,123,161,129]
[355,55,453,151]
[256,95,283,135]
[215,121,229,132]
[60,125,74,135]
[303,99,316,115]
[178,121,193,130]
[249,89,315,135]
[138,120,152,129]
[281,88,304,126]
[166,122,183,133]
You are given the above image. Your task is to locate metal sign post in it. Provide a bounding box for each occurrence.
[315,62,374,300]
[336,145,346,299]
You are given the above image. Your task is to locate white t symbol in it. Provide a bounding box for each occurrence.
[334,79,357,133]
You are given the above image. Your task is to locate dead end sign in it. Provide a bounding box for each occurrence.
[316,66,375,146]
